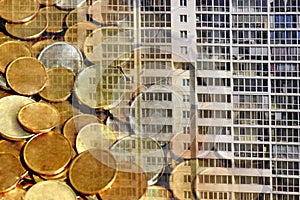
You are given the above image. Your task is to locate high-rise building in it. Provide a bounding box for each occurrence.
[98,0,300,199]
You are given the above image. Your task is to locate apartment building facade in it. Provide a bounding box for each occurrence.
[99,0,300,199]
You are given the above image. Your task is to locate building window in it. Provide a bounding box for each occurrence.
[180,0,187,6]
[182,78,190,86]
[86,0,93,6]
[184,191,191,199]
[183,95,190,102]
[183,142,190,150]
[180,14,187,22]
[183,110,190,118]
[180,30,188,38]
[86,14,93,22]
[181,46,188,54]
[183,126,190,134]
[183,175,191,182]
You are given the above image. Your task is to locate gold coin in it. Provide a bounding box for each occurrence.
[74,65,126,109]
[40,100,82,129]
[110,135,165,185]
[40,6,69,33]
[76,123,117,153]
[0,140,27,176]
[24,180,77,200]
[63,114,101,149]
[0,41,31,73]
[99,162,148,200]
[0,186,26,200]
[31,39,58,58]
[0,140,25,159]
[39,167,69,181]
[0,153,22,193]
[64,22,98,51]
[5,12,48,40]
[69,149,117,195]
[65,5,88,28]
[18,102,60,133]
[31,170,71,183]
[39,67,75,102]
[140,186,173,200]
[23,131,73,176]
[0,0,39,23]
[6,57,47,96]
[0,95,35,141]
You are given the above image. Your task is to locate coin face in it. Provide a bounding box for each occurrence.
[0,0,39,23]
[6,57,48,96]
[99,162,148,200]
[110,135,165,185]
[24,180,77,200]
[18,102,60,133]
[69,149,117,195]
[0,140,25,159]
[74,65,126,109]
[63,114,101,148]
[42,100,82,129]
[39,67,75,102]
[23,131,73,176]
[0,140,27,176]
[76,123,117,153]
[0,153,23,193]
[0,41,32,73]
[0,95,35,141]
[38,42,83,74]
[5,12,48,40]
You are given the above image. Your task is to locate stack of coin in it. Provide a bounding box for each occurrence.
[0,0,177,199]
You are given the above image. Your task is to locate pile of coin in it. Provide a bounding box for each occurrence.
[0,0,181,199]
